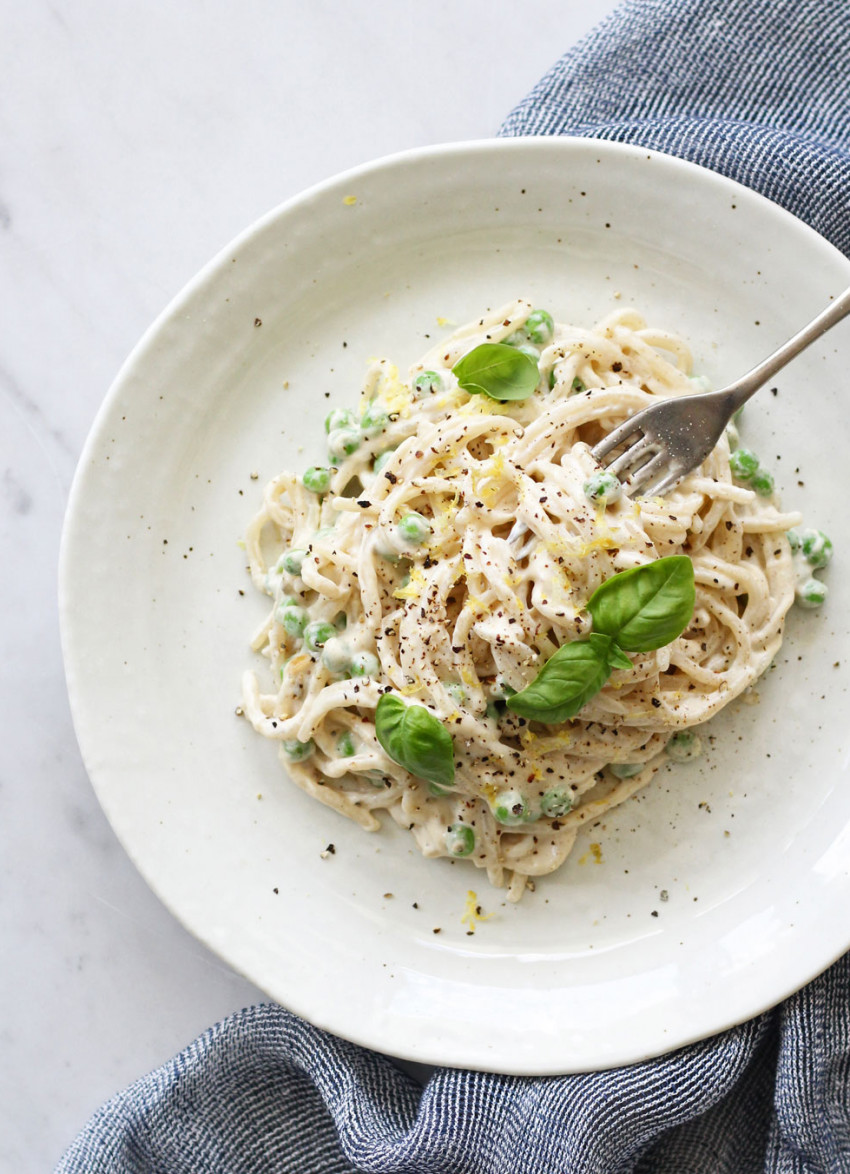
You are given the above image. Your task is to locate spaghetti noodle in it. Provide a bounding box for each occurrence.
[242,300,800,900]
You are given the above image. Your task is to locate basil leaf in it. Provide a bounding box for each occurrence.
[375,693,455,788]
[589,632,635,672]
[506,638,611,724]
[452,343,539,402]
[588,555,695,652]
[588,632,616,658]
[606,643,633,671]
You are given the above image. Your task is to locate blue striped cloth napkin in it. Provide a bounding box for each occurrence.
[57,1,850,1170]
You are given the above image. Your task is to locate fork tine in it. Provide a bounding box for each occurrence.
[606,435,658,481]
[591,416,643,463]
[623,449,671,496]
[641,466,686,498]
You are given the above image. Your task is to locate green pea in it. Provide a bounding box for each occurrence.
[279,603,309,637]
[525,309,554,345]
[609,762,643,779]
[397,511,431,545]
[321,636,352,674]
[729,448,759,481]
[796,577,828,608]
[373,448,397,474]
[338,731,356,757]
[445,823,475,857]
[503,330,526,347]
[360,401,389,436]
[325,407,357,434]
[787,528,801,553]
[725,422,740,452]
[583,470,622,507]
[302,465,331,495]
[689,375,713,394]
[570,377,586,395]
[750,468,775,497]
[327,426,362,460]
[304,620,336,652]
[666,731,702,763]
[540,788,573,818]
[800,528,833,569]
[492,789,530,825]
[517,344,541,363]
[413,370,444,397]
[281,549,307,575]
[349,651,380,678]
[547,367,558,390]
[282,738,315,762]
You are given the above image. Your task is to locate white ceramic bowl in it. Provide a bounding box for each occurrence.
[60,138,850,1074]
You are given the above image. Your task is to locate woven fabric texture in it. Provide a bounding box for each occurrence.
[500,0,850,258]
[57,1,850,1170]
[56,959,850,1173]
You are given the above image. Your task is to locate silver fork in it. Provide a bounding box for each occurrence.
[591,287,850,498]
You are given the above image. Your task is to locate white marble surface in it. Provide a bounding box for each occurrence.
[1,2,619,1167]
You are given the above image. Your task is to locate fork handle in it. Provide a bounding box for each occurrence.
[724,285,850,409]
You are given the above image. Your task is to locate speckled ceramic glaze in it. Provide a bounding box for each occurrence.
[60,138,850,1074]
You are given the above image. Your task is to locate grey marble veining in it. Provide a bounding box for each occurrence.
[1,2,618,1168]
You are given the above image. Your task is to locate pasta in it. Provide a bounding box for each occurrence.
[241,300,802,901]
